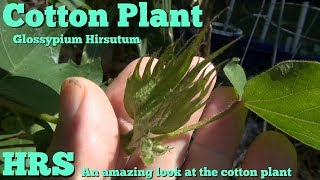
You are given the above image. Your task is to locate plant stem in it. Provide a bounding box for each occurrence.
[153,101,241,142]
[0,97,59,124]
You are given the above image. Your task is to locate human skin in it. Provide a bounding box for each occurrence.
[47,57,297,179]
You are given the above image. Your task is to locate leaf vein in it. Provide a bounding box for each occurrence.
[246,87,320,103]
[247,105,320,143]
[247,105,319,125]
[0,33,15,69]
[292,105,320,118]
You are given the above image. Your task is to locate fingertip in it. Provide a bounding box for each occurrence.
[49,77,119,176]
[241,131,297,179]
[60,77,85,121]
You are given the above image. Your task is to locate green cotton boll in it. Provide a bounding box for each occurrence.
[140,138,155,165]
[152,145,169,156]
[140,152,155,166]
[139,138,170,164]
[141,138,153,152]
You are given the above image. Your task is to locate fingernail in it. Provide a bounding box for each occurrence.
[60,78,85,120]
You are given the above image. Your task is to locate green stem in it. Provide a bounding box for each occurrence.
[153,101,241,142]
[0,97,59,124]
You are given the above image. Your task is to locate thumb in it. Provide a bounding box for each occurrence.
[47,77,119,178]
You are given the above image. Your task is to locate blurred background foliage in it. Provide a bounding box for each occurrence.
[13,0,320,77]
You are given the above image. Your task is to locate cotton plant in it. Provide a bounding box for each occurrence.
[122,27,241,165]
[121,26,320,165]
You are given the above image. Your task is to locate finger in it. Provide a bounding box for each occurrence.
[47,77,119,178]
[181,87,247,179]
[240,131,297,180]
[123,57,216,180]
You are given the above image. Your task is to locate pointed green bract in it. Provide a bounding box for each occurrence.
[243,61,320,150]
[124,29,210,148]
[0,77,59,115]
[123,26,240,151]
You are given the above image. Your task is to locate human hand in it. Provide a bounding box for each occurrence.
[47,57,297,179]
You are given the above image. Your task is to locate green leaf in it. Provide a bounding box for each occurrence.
[1,116,25,134]
[243,61,320,150]
[0,132,36,152]
[0,1,103,93]
[0,77,59,114]
[0,68,8,79]
[81,27,111,62]
[223,58,247,99]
